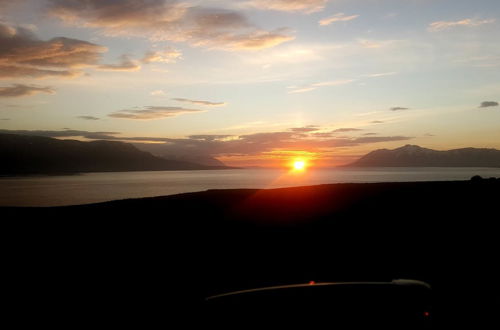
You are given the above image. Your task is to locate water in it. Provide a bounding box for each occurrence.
[1,167,499,207]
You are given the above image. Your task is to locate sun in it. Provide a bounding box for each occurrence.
[293,160,306,171]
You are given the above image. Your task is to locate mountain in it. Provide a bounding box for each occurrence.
[347,145,500,167]
[133,143,227,167]
[0,133,231,175]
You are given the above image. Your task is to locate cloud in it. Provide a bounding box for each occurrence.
[108,106,204,120]
[0,65,81,79]
[319,13,359,26]
[0,129,118,139]
[288,79,355,94]
[1,118,10,120]
[243,0,329,13]
[390,107,410,111]
[289,126,320,133]
[363,72,397,78]
[428,18,495,32]
[47,0,294,51]
[188,135,233,141]
[0,22,106,78]
[288,87,317,94]
[97,55,141,71]
[77,116,100,120]
[370,120,384,124]
[172,98,226,106]
[351,136,412,144]
[332,128,363,133]
[151,90,167,96]
[0,84,55,97]
[479,101,498,108]
[142,47,182,64]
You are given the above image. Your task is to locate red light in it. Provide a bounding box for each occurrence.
[309,281,316,285]
[424,312,430,317]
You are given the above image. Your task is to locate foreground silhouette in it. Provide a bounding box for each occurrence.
[2,179,499,327]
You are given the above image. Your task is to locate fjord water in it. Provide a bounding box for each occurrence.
[1,167,500,207]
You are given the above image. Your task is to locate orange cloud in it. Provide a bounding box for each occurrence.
[47,0,294,51]
[0,22,106,78]
[142,47,182,64]
[244,0,329,13]
[97,55,141,72]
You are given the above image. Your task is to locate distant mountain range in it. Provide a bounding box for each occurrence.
[133,143,227,167]
[0,133,232,175]
[348,145,500,168]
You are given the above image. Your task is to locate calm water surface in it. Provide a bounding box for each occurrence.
[1,167,499,207]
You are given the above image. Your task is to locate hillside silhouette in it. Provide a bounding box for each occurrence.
[2,179,499,327]
[348,145,500,167]
[0,133,232,175]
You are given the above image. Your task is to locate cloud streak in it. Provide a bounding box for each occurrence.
[288,79,356,94]
[428,18,495,32]
[244,0,329,13]
[319,13,359,26]
[142,47,182,64]
[0,84,55,97]
[108,106,204,120]
[97,55,141,72]
[172,98,226,106]
[77,116,100,120]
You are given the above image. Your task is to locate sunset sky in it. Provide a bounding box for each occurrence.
[1,0,499,166]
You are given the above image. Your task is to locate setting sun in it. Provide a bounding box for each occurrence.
[293,160,307,171]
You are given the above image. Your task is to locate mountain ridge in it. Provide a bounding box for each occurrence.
[0,133,233,175]
[347,144,500,167]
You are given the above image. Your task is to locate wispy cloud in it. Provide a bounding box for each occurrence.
[289,126,320,133]
[332,128,363,133]
[243,0,329,14]
[77,116,100,120]
[319,13,359,26]
[0,129,118,139]
[142,47,182,64]
[363,72,398,78]
[151,90,167,97]
[390,107,410,111]
[172,98,227,106]
[108,106,204,120]
[428,18,495,32]
[0,84,55,98]
[97,55,141,72]
[288,79,356,94]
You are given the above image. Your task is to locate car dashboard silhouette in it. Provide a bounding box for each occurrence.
[206,279,432,329]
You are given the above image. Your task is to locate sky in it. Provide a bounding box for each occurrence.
[0,0,499,167]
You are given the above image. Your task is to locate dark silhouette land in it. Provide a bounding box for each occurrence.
[2,179,499,327]
[348,144,500,167]
[0,133,233,175]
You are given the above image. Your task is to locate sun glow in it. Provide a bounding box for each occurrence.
[292,160,307,171]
